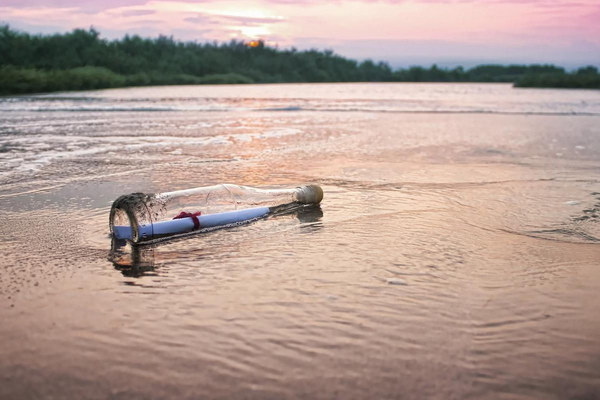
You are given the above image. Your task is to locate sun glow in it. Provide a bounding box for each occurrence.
[238,25,270,39]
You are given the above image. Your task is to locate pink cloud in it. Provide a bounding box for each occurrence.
[0,0,150,12]
[218,14,286,24]
[1,0,598,67]
[121,9,157,17]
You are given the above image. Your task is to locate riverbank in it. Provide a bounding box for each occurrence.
[2,64,598,96]
[0,65,254,95]
[1,25,598,95]
[514,67,600,89]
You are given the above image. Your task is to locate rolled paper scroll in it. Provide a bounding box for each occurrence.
[113,206,271,240]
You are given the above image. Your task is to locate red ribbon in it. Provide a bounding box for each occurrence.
[173,211,202,230]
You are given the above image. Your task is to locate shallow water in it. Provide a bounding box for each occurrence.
[1,83,599,399]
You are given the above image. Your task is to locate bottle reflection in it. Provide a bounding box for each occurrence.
[269,203,323,220]
[108,204,323,276]
[295,204,324,223]
[109,238,156,277]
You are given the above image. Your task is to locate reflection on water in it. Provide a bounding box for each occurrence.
[109,239,157,276]
[1,84,599,400]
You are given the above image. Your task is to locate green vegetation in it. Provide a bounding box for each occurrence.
[0,25,598,95]
[514,66,600,89]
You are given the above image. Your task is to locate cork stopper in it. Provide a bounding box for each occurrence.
[294,184,324,204]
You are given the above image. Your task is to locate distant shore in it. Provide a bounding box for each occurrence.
[1,25,599,95]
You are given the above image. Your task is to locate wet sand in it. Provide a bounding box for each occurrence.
[1,84,599,399]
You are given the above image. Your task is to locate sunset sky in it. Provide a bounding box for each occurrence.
[2,0,599,68]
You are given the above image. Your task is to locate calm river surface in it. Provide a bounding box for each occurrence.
[1,83,599,399]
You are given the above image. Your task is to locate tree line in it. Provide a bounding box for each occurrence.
[0,25,598,95]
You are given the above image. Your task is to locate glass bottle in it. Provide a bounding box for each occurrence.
[109,184,323,244]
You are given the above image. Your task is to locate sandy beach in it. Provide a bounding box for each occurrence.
[1,83,599,399]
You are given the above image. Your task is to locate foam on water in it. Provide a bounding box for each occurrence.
[2,83,599,114]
